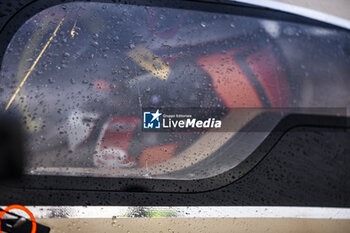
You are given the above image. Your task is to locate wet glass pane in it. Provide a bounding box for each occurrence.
[0,2,349,179]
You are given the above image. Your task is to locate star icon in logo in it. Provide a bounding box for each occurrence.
[150,109,161,122]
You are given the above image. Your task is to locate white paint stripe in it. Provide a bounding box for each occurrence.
[3,206,350,219]
[230,0,350,30]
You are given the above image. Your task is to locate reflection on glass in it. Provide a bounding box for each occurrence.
[0,2,349,179]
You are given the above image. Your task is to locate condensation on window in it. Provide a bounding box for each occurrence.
[0,2,349,179]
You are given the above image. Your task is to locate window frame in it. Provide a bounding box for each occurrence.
[0,0,349,193]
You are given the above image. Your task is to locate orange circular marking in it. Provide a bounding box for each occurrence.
[0,204,37,233]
